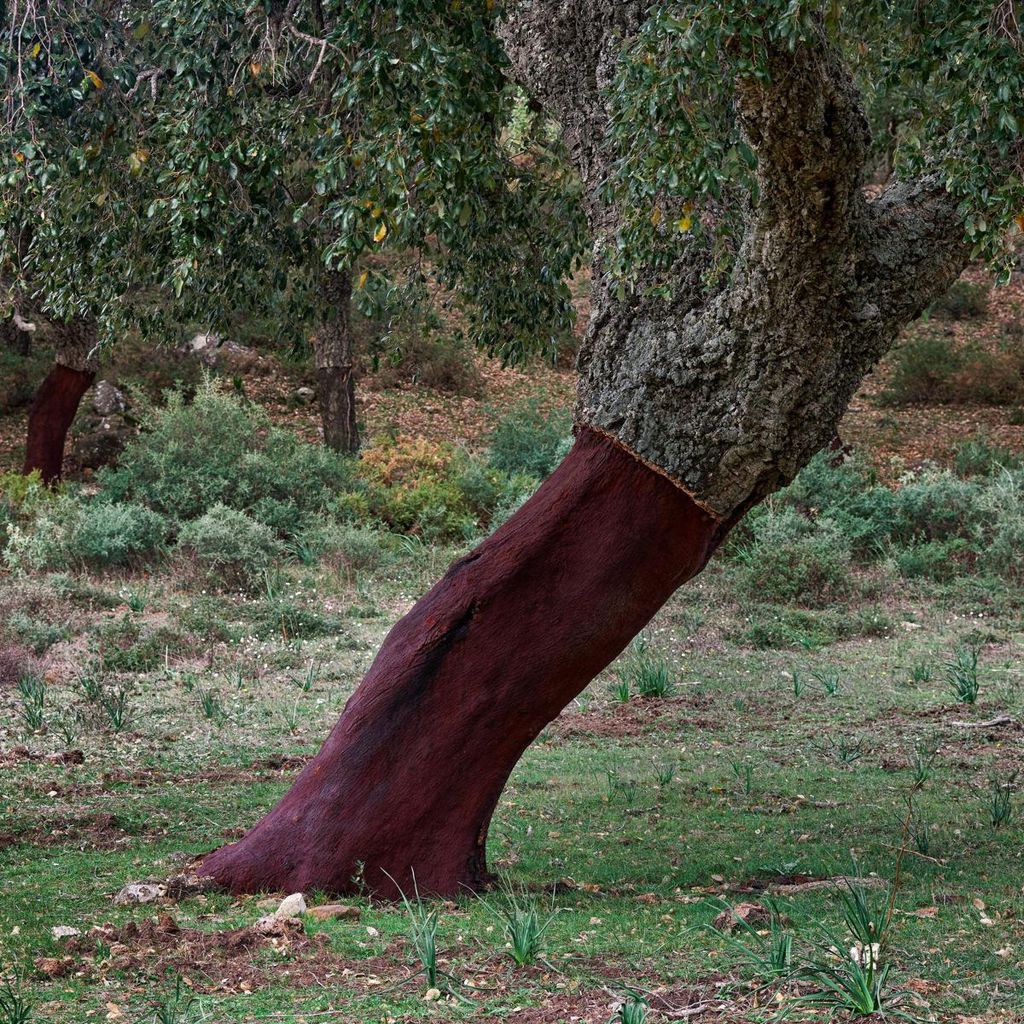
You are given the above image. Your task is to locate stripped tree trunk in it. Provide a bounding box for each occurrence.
[23,319,98,484]
[199,3,969,897]
[313,269,359,453]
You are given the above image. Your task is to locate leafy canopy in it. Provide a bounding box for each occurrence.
[1,1,586,362]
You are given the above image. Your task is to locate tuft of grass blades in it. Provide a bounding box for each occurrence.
[479,877,559,965]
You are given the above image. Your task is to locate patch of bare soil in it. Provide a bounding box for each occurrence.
[0,811,161,852]
[553,695,719,742]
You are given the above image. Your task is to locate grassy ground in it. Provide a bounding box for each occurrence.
[1,547,1022,1024]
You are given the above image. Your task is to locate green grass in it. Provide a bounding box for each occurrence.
[0,551,1022,1023]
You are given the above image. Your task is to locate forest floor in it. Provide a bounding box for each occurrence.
[1,267,1023,1023]
[1,545,1022,1023]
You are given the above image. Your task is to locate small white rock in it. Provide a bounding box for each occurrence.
[276,892,307,917]
[113,882,166,905]
[51,926,80,941]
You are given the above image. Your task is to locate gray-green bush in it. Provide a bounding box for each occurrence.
[175,505,282,591]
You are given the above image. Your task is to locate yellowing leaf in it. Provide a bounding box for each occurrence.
[250,62,262,77]
[650,205,662,227]
[373,222,388,242]
[1015,213,1024,232]
[357,270,369,289]
[13,151,24,163]
[677,214,693,232]
[85,69,103,90]
[31,42,41,58]
[371,205,382,218]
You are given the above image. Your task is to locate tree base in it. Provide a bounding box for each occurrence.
[23,364,95,483]
[199,427,728,898]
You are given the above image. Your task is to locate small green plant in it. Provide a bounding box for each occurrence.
[123,591,147,614]
[282,700,302,734]
[17,673,45,732]
[55,710,83,747]
[713,900,793,983]
[819,733,866,767]
[813,667,841,696]
[609,993,648,1024]
[790,670,805,698]
[147,976,203,1024]
[198,689,225,723]
[911,736,940,786]
[291,659,320,693]
[100,686,132,733]
[946,643,980,703]
[654,763,675,786]
[479,878,558,965]
[785,879,908,1020]
[0,967,33,1024]
[78,672,104,703]
[394,874,440,989]
[605,770,639,804]
[987,774,1015,829]
[731,761,754,796]
[908,660,932,685]
[608,677,631,703]
[616,637,674,699]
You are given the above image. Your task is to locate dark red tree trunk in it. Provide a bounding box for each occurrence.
[22,363,95,483]
[200,427,730,898]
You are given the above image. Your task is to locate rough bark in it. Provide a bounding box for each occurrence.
[22,318,99,483]
[200,427,727,897]
[313,269,359,453]
[499,5,969,518]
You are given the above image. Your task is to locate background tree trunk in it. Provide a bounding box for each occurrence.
[200,427,730,897]
[22,319,98,483]
[314,269,359,453]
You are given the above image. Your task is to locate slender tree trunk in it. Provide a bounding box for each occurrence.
[22,319,98,484]
[313,269,359,453]
[196,5,969,898]
[201,427,728,897]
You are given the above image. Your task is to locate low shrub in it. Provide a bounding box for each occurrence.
[176,504,283,591]
[931,279,989,320]
[732,507,853,607]
[487,396,572,479]
[880,334,1024,406]
[360,435,499,541]
[880,334,964,405]
[369,328,483,395]
[4,496,168,571]
[101,376,362,536]
[299,522,395,573]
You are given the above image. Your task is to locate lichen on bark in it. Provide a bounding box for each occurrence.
[499,2,969,518]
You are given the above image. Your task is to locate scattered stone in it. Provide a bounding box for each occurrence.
[164,872,220,900]
[276,892,307,917]
[294,386,316,404]
[113,882,166,905]
[306,903,361,922]
[256,895,285,911]
[73,412,137,470]
[92,380,127,416]
[423,988,442,1001]
[712,901,770,933]
[186,332,221,365]
[51,925,81,941]
[255,914,305,937]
